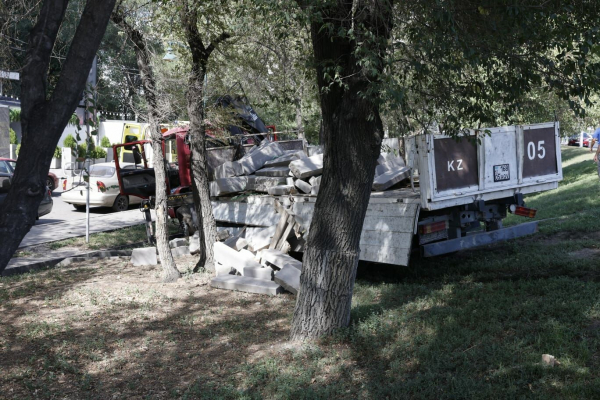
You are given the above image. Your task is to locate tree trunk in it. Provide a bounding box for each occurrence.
[112,8,180,282]
[186,75,217,273]
[0,0,116,274]
[295,95,303,139]
[290,1,393,340]
[179,2,230,273]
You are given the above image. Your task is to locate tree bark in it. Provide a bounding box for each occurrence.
[0,0,116,274]
[179,1,229,273]
[112,8,180,282]
[290,0,393,340]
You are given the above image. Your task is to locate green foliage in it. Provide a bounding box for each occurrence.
[68,114,79,126]
[9,108,20,123]
[9,128,18,145]
[15,144,20,156]
[63,134,77,149]
[53,147,61,159]
[100,136,111,147]
[91,147,107,159]
[382,2,600,136]
[77,143,87,159]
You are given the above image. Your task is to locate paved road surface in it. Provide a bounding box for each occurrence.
[21,180,154,249]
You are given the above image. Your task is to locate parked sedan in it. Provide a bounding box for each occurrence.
[0,173,53,218]
[0,158,59,191]
[568,133,591,147]
[61,162,143,212]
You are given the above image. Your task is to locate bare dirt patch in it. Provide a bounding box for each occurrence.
[568,248,600,259]
[0,256,303,399]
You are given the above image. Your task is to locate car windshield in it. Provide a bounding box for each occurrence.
[88,165,115,178]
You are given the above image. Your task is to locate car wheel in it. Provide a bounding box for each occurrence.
[112,195,129,212]
[46,176,55,192]
[73,204,86,211]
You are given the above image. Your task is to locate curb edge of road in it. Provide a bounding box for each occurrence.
[2,249,135,277]
[4,233,185,277]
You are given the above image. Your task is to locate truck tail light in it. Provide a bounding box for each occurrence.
[62,179,67,190]
[419,220,448,235]
[97,181,106,193]
[509,205,537,218]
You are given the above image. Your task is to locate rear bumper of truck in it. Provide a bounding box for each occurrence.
[421,221,538,257]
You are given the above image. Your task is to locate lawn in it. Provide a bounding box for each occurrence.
[1,146,599,399]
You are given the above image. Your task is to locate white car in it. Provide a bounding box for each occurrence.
[61,162,143,212]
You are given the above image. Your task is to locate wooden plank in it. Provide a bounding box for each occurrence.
[269,212,289,249]
[276,215,296,250]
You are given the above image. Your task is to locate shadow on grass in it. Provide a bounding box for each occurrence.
[337,275,600,399]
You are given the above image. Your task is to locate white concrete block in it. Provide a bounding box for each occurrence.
[263,150,307,168]
[246,176,288,193]
[255,166,291,177]
[307,145,323,156]
[242,265,274,280]
[214,242,263,276]
[210,177,248,196]
[261,249,302,270]
[169,238,187,248]
[234,142,285,175]
[214,161,244,179]
[310,185,320,195]
[289,154,323,179]
[131,247,158,266]
[210,275,283,295]
[294,179,312,194]
[267,185,295,196]
[171,246,190,258]
[212,202,279,226]
[224,237,247,251]
[245,226,277,251]
[372,166,411,191]
[215,262,236,276]
[239,249,260,262]
[189,231,201,255]
[274,265,301,295]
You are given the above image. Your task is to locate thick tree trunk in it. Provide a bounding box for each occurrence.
[290,1,393,340]
[112,9,180,282]
[0,0,116,274]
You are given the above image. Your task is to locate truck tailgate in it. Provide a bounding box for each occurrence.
[415,122,562,211]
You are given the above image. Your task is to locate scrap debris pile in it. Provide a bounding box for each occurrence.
[202,138,413,296]
[210,139,411,198]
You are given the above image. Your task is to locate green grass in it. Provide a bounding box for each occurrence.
[45,221,181,251]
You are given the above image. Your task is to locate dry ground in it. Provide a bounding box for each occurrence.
[0,256,335,399]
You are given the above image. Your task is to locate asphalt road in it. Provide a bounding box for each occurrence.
[20,186,154,249]
[36,186,140,225]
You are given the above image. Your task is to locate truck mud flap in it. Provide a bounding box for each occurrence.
[422,221,538,257]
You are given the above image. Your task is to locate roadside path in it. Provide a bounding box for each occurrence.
[19,208,154,249]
